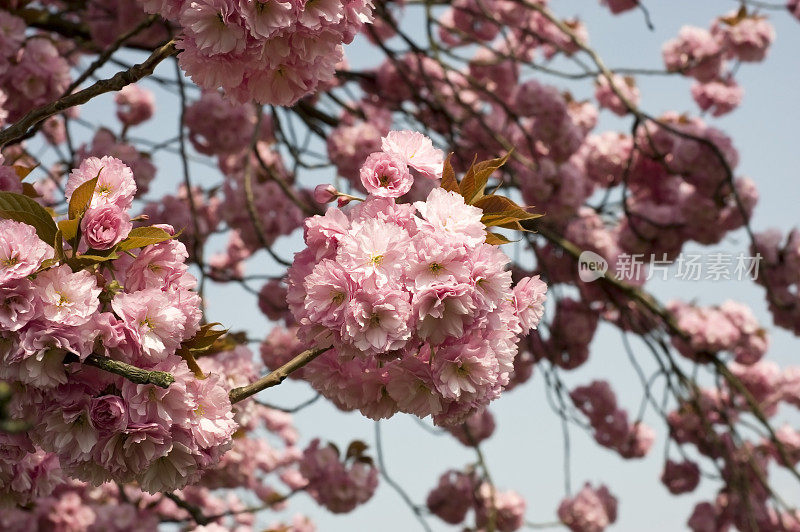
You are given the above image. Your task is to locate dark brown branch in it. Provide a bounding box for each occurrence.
[228,346,330,404]
[0,40,177,148]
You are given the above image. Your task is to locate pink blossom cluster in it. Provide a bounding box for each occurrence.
[0,11,71,123]
[0,156,240,494]
[327,98,392,186]
[619,114,755,260]
[143,184,222,259]
[86,0,169,49]
[0,475,313,531]
[600,0,638,14]
[570,380,655,459]
[558,483,618,532]
[445,407,496,446]
[185,90,259,156]
[287,132,547,426]
[426,468,526,531]
[790,0,800,20]
[1,343,328,528]
[529,297,599,370]
[661,459,701,495]
[752,228,800,335]
[298,439,378,513]
[436,1,588,59]
[667,300,769,364]
[663,11,774,115]
[114,84,156,128]
[140,0,374,106]
[661,363,800,531]
[220,149,305,251]
[77,129,158,195]
[594,74,640,116]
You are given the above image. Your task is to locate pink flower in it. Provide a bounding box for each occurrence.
[342,280,412,354]
[407,233,470,290]
[66,156,137,210]
[661,459,701,494]
[385,356,443,418]
[513,276,547,333]
[299,439,378,514]
[337,218,409,283]
[445,407,496,446]
[112,288,188,362]
[239,0,293,39]
[558,483,618,532]
[0,279,39,331]
[475,484,527,532]
[179,0,247,55]
[415,188,486,246]
[123,239,195,292]
[89,395,128,434]
[426,470,474,524]
[304,259,359,328]
[413,281,477,345]
[359,151,414,198]
[32,265,100,326]
[594,74,639,116]
[114,84,155,126]
[712,12,775,62]
[691,78,743,117]
[185,372,237,449]
[381,130,444,179]
[433,337,497,399]
[790,0,800,20]
[313,183,339,204]
[601,0,638,14]
[662,26,723,82]
[81,204,133,250]
[0,219,52,286]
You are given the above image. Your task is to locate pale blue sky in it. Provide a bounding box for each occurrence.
[53,1,800,530]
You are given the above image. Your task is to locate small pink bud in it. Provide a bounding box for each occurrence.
[313,184,339,204]
[337,196,353,207]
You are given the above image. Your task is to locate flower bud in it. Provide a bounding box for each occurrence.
[313,184,338,204]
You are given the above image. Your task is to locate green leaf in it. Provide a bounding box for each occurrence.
[0,191,58,245]
[117,226,174,251]
[68,175,99,220]
[66,251,119,270]
[54,229,65,262]
[440,153,459,193]
[37,258,59,271]
[58,218,80,242]
[459,151,512,205]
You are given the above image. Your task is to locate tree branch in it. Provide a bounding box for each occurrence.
[75,353,175,388]
[228,346,330,404]
[0,40,177,148]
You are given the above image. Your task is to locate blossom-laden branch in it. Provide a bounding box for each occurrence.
[75,353,175,389]
[0,39,177,148]
[228,346,332,404]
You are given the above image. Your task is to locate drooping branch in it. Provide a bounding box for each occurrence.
[228,346,331,404]
[0,40,177,148]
